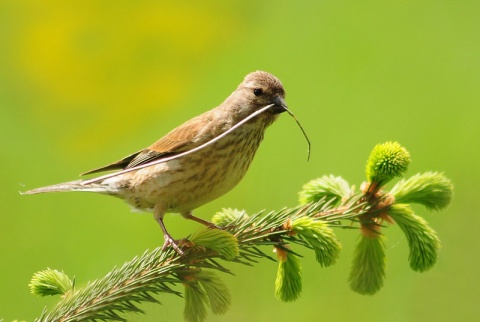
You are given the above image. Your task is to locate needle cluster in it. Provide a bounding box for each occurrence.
[28,142,453,321]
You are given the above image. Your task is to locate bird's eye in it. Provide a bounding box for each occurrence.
[253,88,263,96]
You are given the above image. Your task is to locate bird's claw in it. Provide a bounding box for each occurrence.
[207,223,222,230]
[162,234,184,256]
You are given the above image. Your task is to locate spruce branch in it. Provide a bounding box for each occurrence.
[29,142,454,321]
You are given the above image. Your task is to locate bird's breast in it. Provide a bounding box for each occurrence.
[110,119,269,213]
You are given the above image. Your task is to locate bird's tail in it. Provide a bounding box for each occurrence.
[22,180,113,195]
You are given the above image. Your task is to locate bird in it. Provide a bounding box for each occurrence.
[24,71,288,254]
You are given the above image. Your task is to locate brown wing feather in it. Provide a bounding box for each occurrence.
[125,113,210,169]
[123,149,169,169]
[81,111,214,175]
[80,151,142,175]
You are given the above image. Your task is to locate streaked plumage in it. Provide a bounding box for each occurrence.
[24,71,287,253]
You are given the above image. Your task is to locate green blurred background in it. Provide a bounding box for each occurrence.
[1,1,479,321]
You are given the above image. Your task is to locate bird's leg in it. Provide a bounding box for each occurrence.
[183,210,221,229]
[154,204,184,255]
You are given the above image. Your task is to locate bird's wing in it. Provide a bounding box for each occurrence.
[80,151,142,175]
[80,113,212,176]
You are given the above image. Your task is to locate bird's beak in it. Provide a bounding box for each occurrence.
[271,96,288,114]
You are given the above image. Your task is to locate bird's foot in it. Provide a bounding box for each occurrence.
[162,234,185,256]
[206,222,222,230]
[184,212,221,230]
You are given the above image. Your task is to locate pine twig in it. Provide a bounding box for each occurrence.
[28,142,454,321]
[33,197,361,321]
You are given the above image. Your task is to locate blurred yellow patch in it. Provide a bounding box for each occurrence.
[12,2,237,150]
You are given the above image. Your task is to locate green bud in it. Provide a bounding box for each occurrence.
[388,204,440,272]
[184,280,208,322]
[349,235,387,295]
[189,226,239,260]
[365,142,411,185]
[212,208,248,227]
[275,251,302,302]
[292,217,341,267]
[298,175,351,205]
[390,172,453,211]
[196,270,231,315]
[29,268,74,297]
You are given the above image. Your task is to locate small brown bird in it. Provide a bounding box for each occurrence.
[24,71,288,253]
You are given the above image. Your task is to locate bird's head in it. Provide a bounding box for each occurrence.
[222,71,287,120]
